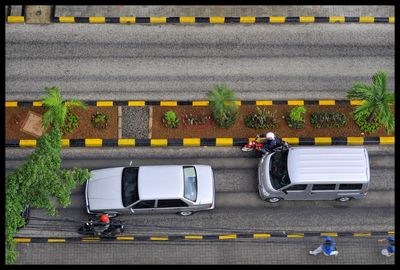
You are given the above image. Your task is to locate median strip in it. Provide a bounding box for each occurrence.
[5,136,394,148]
[4,99,368,107]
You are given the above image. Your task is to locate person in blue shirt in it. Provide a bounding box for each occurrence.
[379,236,395,257]
[256,132,285,155]
[309,236,339,256]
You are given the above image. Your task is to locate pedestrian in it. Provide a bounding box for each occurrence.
[378,236,395,257]
[309,236,339,256]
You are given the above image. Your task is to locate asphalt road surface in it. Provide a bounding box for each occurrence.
[7,146,394,264]
[6,23,394,101]
[7,145,394,238]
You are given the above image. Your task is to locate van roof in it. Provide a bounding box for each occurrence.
[287,146,370,184]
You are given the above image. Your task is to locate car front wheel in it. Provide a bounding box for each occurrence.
[178,211,193,216]
[266,197,282,203]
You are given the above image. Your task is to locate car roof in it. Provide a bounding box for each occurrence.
[287,146,370,184]
[138,165,184,200]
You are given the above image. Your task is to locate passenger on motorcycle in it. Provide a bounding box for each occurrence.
[256,132,285,155]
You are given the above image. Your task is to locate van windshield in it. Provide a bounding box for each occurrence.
[269,150,290,190]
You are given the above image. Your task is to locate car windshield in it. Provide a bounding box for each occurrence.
[121,167,139,207]
[183,166,197,201]
[269,150,291,190]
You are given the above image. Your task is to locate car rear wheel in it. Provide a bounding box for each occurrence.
[266,197,282,203]
[336,197,351,202]
[178,211,193,216]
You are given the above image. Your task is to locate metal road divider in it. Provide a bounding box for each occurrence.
[13,231,395,243]
[7,16,395,24]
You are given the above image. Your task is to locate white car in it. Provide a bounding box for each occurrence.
[85,165,215,216]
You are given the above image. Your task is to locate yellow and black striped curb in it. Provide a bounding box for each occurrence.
[7,16,396,24]
[5,99,369,107]
[13,231,395,243]
[5,136,395,147]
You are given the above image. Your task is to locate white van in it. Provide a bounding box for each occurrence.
[258,146,370,203]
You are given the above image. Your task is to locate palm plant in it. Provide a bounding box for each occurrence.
[41,87,87,130]
[347,70,394,134]
[208,84,238,128]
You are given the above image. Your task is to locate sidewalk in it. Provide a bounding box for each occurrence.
[16,236,395,264]
[54,5,394,17]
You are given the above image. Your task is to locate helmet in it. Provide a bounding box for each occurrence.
[100,214,109,223]
[266,132,275,140]
[388,236,395,245]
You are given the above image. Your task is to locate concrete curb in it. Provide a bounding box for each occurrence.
[13,230,395,243]
[5,99,367,107]
[7,16,395,24]
[5,136,395,147]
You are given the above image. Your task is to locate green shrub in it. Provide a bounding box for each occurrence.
[6,128,91,264]
[183,113,211,126]
[208,84,238,128]
[162,111,180,128]
[91,112,109,129]
[60,112,79,134]
[287,106,306,129]
[42,86,87,130]
[353,109,381,134]
[310,111,348,128]
[347,70,394,135]
[244,107,277,129]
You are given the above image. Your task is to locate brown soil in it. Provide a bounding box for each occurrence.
[151,105,393,139]
[5,107,118,139]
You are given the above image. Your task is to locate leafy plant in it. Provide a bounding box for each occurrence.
[162,111,180,128]
[91,111,109,129]
[6,128,91,264]
[41,86,87,132]
[287,106,307,129]
[353,109,381,134]
[310,111,348,129]
[208,84,238,128]
[183,113,211,126]
[60,112,79,134]
[244,107,277,129]
[347,70,394,135]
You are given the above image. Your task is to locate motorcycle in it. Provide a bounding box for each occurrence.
[78,216,125,236]
[241,137,289,155]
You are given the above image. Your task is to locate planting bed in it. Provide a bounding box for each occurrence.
[151,104,393,139]
[5,107,118,140]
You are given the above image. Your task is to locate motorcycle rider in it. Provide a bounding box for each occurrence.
[91,214,111,235]
[256,132,285,155]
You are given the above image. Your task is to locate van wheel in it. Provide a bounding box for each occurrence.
[178,211,193,216]
[266,197,282,203]
[336,197,351,202]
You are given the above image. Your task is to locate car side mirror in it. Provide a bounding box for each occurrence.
[130,208,135,213]
[129,160,132,166]
[282,190,288,194]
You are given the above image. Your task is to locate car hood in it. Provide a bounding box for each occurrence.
[86,167,125,211]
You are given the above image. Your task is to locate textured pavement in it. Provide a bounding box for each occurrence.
[121,106,149,138]
[15,237,395,264]
[53,5,395,17]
